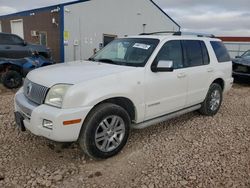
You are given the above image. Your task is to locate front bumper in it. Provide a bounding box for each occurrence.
[14,89,92,142]
[233,71,250,77]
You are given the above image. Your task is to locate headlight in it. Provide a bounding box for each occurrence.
[45,84,72,108]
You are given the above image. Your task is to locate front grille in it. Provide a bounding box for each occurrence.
[23,78,49,105]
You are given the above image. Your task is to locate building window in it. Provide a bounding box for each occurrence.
[39,32,47,46]
[0,21,2,32]
[103,34,117,47]
[10,19,24,38]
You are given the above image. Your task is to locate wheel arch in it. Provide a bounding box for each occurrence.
[0,62,23,75]
[86,97,136,123]
[212,78,225,91]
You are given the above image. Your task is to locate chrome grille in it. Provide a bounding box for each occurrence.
[23,79,49,105]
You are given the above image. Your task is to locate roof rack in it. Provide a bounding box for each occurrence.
[139,31,176,35]
[173,31,215,38]
[139,31,215,38]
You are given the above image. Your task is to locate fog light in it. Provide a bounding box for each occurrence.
[43,119,53,130]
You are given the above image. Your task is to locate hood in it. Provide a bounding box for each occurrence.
[27,60,135,87]
[27,43,49,52]
[233,57,250,66]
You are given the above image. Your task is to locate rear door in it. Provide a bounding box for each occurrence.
[182,40,213,107]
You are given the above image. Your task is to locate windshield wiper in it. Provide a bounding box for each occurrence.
[97,58,114,63]
[88,57,96,61]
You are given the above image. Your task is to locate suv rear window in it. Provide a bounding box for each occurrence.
[210,41,231,62]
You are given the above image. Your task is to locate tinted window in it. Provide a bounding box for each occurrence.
[155,40,184,69]
[183,40,203,67]
[0,34,11,45]
[201,42,210,65]
[0,34,23,45]
[210,41,231,62]
[11,35,23,44]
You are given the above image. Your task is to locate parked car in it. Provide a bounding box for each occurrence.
[14,32,233,159]
[0,52,53,89]
[232,50,250,78]
[0,32,51,59]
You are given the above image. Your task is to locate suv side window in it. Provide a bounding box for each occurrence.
[210,41,231,62]
[0,34,11,45]
[201,41,210,65]
[183,40,205,67]
[11,35,24,45]
[0,34,23,45]
[155,40,184,69]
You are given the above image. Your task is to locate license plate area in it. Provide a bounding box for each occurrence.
[14,112,26,131]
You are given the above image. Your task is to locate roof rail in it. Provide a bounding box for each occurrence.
[139,31,176,35]
[173,31,215,38]
[139,31,215,38]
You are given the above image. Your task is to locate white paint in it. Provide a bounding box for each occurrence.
[10,19,24,38]
[64,0,180,61]
[14,35,233,142]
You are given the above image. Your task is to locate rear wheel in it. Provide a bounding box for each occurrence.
[199,83,223,116]
[1,70,23,89]
[78,103,130,159]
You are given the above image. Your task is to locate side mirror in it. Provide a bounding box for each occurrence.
[151,60,174,72]
[23,41,27,46]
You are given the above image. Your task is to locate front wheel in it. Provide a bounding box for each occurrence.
[199,83,223,116]
[1,70,23,89]
[78,103,130,159]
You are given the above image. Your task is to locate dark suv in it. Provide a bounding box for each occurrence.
[0,32,51,59]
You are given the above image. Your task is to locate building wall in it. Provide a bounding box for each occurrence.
[0,8,61,63]
[64,0,180,61]
[224,42,250,58]
[218,37,250,58]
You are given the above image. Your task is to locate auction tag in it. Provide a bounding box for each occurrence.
[133,43,151,50]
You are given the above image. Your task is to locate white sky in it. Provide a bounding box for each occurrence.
[0,0,249,36]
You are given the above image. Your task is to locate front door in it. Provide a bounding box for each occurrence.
[144,40,188,120]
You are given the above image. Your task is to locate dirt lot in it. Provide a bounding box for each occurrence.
[0,82,250,188]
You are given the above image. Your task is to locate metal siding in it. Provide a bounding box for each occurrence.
[64,0,180,61]
[60,5,65,62]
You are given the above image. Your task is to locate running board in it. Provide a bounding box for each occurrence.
[132,104,201,129]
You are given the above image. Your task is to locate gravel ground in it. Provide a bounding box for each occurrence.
[0,82,250,188]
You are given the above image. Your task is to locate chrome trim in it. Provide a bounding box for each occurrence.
[132,104,201,129]
[15,92,38,118]
[23,79,49,105]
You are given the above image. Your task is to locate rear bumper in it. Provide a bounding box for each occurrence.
[224,77,234,93]
[14,89,93,142]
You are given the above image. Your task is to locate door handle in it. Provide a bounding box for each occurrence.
[177,73,186,78]
[207,68,214,73]
[5,46,11,49]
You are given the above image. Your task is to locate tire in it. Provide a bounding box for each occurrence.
[199,83,223,116]
[78,103,131,159]
[1,70,23,89]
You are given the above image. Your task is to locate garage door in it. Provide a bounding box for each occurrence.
[10,19,24,39]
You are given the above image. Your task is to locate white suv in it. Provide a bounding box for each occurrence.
[14,32,233,159]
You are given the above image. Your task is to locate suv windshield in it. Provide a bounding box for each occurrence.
[241,50,250,57]
[90,38,159,67]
